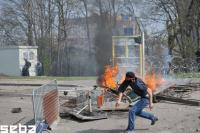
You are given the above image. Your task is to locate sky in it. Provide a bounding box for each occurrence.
[0,0,166,36]
[132,0,166,34]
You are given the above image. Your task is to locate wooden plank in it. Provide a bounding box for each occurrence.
[68,111,107,121]
[156,95,200,106]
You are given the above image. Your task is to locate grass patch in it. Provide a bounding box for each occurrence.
[174,72,200,78]
[0,76,97,81]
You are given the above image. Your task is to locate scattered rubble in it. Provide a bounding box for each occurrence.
[155,83,200,106]
[0,79,200,132]
[196,128,200,132]
[11,107,22,113]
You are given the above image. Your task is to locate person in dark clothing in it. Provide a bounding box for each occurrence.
[195,48,200,71]
[115,72,158,133]
[22,58,31,76]
[36,60,43,76]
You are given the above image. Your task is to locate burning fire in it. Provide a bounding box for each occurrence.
[98,65,165,91]
[97,65,119,89]
[144,72,165,92]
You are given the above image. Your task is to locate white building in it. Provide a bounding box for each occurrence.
[0,46,38,76]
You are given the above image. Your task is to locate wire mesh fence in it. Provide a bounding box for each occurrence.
[60,88,103,113]
[59,86,135,113]
[145,56,200,76]
[32,80,59,125]
[170,57,200,73]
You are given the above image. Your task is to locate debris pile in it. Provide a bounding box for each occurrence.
[156,83,200,106]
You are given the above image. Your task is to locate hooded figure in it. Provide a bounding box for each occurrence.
[22,58,31,76]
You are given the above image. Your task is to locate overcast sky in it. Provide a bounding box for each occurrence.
[0,0,166,35]
[133,0,166,34]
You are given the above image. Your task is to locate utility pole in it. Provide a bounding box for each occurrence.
[142,31,145,79]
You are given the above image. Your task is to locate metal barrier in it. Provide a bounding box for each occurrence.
[60,89,94,113]
[145,56,200,75]
[32,80,59,126]
[60,87,133,112]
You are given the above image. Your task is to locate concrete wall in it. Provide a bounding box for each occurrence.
[0,48,20,76]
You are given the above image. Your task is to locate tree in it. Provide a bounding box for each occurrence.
[145,0,200,59]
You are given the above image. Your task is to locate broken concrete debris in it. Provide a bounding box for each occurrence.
[11,107,22,113]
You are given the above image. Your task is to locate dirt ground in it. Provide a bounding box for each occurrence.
[0,79,200,133]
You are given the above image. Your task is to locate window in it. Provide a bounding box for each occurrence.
[29,51,35,60]
[124,28,133,35]
[23,52,28,59]
[123,15,129,21]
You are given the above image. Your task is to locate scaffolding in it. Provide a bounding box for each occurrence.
[112,34,145,79]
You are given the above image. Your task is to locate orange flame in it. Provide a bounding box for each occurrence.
[144,72,165,92]
[98,65,165,92]
[97,65,119,89]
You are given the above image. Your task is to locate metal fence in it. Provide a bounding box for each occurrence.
[60,87,134,113]
[59,87,111,121]
[169,57,200,73]
[32,80,59,126]
[145,56,200,75]
[60,89,101,113]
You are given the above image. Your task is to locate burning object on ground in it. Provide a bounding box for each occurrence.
[96,65,140,110]
[97,65,119,89]
[96,65,166,110]
[60,65,167,120]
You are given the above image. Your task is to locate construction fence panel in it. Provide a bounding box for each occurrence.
[32,80,59,126]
